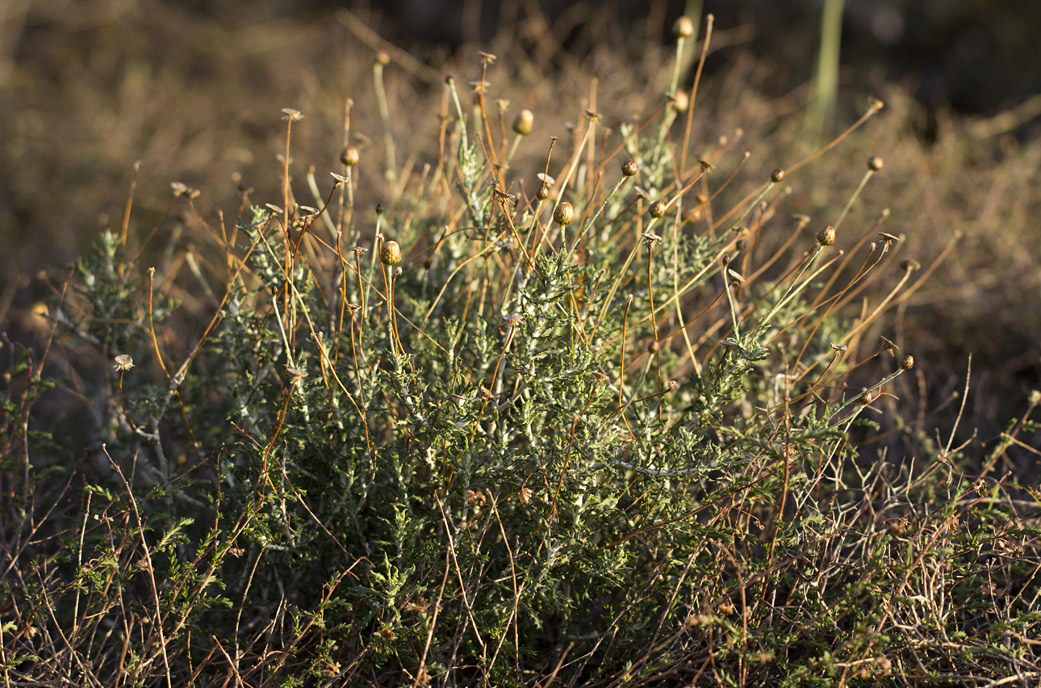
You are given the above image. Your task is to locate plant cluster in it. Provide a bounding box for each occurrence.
[2,14,1040,688]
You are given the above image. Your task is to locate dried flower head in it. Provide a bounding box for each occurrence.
[380,240,403,266]
[900,354,915,370]
[281,107,304,121]
[113,354,134,372]
[770,168,785,183]
[642,232,663,245]
[621,159,638,177]
[868,155,884,171]
[553,202,575,226]
[649,200,667,219]
[501,313,523,328]
[817,225,837,246]
[170,182,200,200]
[878,232,900,244]
[340,145,360,167]
[900,259,921,272]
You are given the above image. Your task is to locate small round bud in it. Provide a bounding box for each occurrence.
[672,16,695,39]
[376,51,390,66]
[553,202,575,226]
[380,240,402,266]
[670,90,689,113]
[621,159,638,177]
[444,74,454,85]
[375,202,384,215]
[900,354,915,370]
[649,200,667,219]
[512,109,534,136]
[735,239,747,251]
[770,168,785,183]
[536,184,550,201]
[868,156,884,171]
[648,340,660,354]
[817,225,836,246]
[340,145,360,167]
[900,259,921,272]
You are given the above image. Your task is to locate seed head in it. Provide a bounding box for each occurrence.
[649,200,667,219]
[900,354,915,370]
[900,259,921,272]
[877,232,900,244]
[536,184,550,201]
[380,240,402,266]
[375,202,384,215]
[621,159,638,177]
[113,354,134,372]
[340,145,360,167]
[553,202,575,226]
[648,340,660,354]
[868,155,884,171]
[817,225,836,246]
[376,51,390,66]
[512,109,534,136]
[672,16,695,39]
[770,168,785,183]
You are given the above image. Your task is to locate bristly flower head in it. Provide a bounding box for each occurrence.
[380,240,402,266]
[553,202,574,226]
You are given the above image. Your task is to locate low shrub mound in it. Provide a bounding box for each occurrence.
[2,14,1039,687]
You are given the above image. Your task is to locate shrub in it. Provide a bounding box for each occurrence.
[2,14,1039,688]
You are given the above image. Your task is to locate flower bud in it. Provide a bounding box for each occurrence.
[380,240,402,266]
[673,16,694,39]
[621,159,638,177]
[900,354,915,370]
[770,168,785,183]
[868,156,884,171]
[553,202,574,226]
[512,109,534,136]
[649,200,667,219]
[340,145,360,167]
[817,225,836,246]
[671,90,689,113]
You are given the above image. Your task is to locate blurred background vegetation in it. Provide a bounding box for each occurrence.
[2,0,1039,443]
